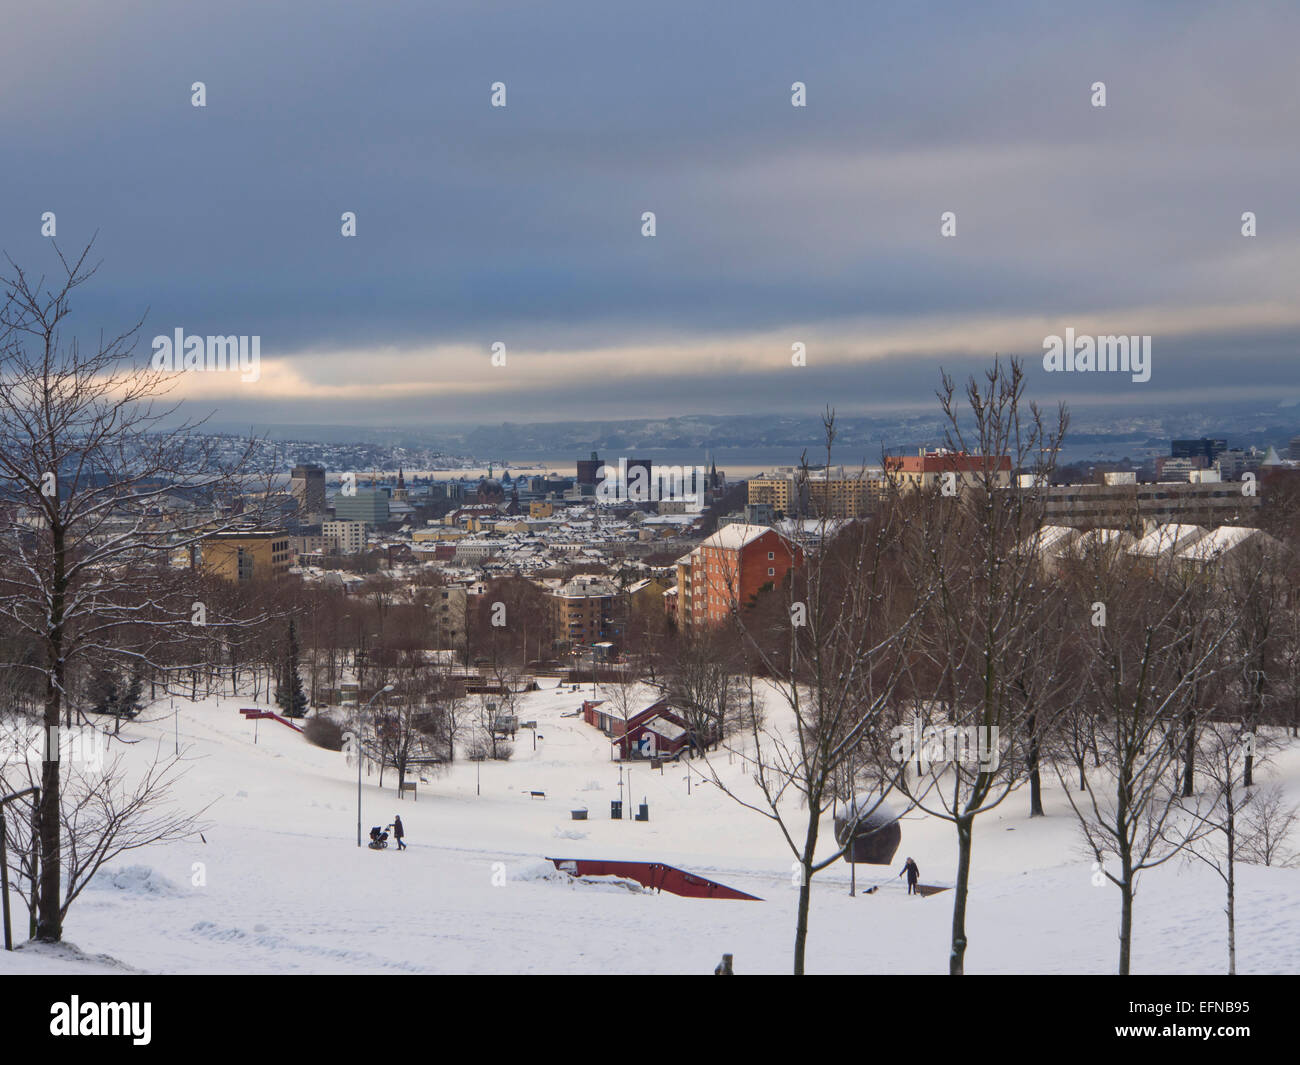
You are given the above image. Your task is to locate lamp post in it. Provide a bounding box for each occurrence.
[355,684,394,847]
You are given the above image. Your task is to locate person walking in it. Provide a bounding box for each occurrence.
[899,856,920,895]
[391,814,406,851]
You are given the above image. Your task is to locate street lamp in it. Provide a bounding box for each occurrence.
[355,683,395,847]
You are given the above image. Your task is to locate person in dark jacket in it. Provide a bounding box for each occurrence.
[899,857,920,895]
[391,815,406,850]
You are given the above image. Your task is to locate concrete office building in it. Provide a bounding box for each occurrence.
[333,489,390,524]
[291,464,326,517]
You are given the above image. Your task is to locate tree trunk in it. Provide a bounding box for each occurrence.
[1118,861,1134,976]
[1028,724,1043,817]
[37,528,66,943]
[949,816,973,975]
[792,807,820,975]
[37,660,64,942]
[793,860,812,975]
[1226,811,1236,976]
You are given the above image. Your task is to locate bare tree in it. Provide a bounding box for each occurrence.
[374,694,444,797]
[898,359,1067,975]
[1055,551,1237,975]
[704,412,918,974]
[0,241,272,941]
[429,668,470,762]
[1171,723,1272,974]
[666,633,741,752]
[1239,781,1300,869]
[0,716,206,935]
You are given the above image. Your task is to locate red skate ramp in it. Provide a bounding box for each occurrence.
[238,708,305,733]
[547,858,761,900]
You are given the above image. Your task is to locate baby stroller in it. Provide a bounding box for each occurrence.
[368,826,389,850]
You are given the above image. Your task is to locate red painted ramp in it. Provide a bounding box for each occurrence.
[547,858,761,900]
[238,708,305,733]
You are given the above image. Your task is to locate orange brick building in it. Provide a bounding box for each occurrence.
[676,524,801,629]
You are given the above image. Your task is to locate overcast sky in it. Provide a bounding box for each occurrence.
[2,0,1297,428]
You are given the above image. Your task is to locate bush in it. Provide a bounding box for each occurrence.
[465,739,512,761]
[304,715,346,751]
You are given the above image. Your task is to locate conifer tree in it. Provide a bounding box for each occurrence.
[275,620,309,717]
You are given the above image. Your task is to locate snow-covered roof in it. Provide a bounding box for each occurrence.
[1129,523,1206,558]
[1176,525,1263,563]
[1019,524,1079,558]
[643,716,687,742]
[1073,528,1132,552]
[699,523,776,550]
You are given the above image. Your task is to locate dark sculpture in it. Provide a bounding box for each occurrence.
[834,798,901,865]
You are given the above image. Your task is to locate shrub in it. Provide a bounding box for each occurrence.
[304,714,345,751]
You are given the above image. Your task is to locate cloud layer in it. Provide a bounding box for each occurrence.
[2,0,1297,424]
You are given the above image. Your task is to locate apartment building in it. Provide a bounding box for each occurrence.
[428,584,468,652]
[747,472,799,514]
[748,466,882,517]
[676,523,801,629]
[200,530,294,583]
[1039,479,1259,531]
[805,467,885,517]
[550,576,622,647]
[883,449,1013,491]
[322,520,368,554]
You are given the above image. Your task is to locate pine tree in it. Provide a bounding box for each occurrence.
[275,621,309,717]
[89,667,120,716]
[119,669,143,718]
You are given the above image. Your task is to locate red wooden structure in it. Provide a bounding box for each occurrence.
[238,707,305,733]
[547,858,760,900]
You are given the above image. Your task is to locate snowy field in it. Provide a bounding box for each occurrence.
[3,683,1299,975]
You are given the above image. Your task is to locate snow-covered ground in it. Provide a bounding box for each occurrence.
[3,684,1298,975]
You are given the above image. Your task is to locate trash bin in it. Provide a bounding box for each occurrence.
[610,800,623,820]
[571,809,587,821]
[636,803,649,822]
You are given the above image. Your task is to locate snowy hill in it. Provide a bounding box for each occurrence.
[4,685,1299,975]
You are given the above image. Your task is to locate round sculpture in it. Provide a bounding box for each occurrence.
[834,797,902,865]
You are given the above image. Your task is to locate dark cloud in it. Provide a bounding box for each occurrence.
[1,0,1297,426]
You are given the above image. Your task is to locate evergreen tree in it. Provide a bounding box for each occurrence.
[275,621,309,717]
[119,669,143,718]
[88,666,120,716]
